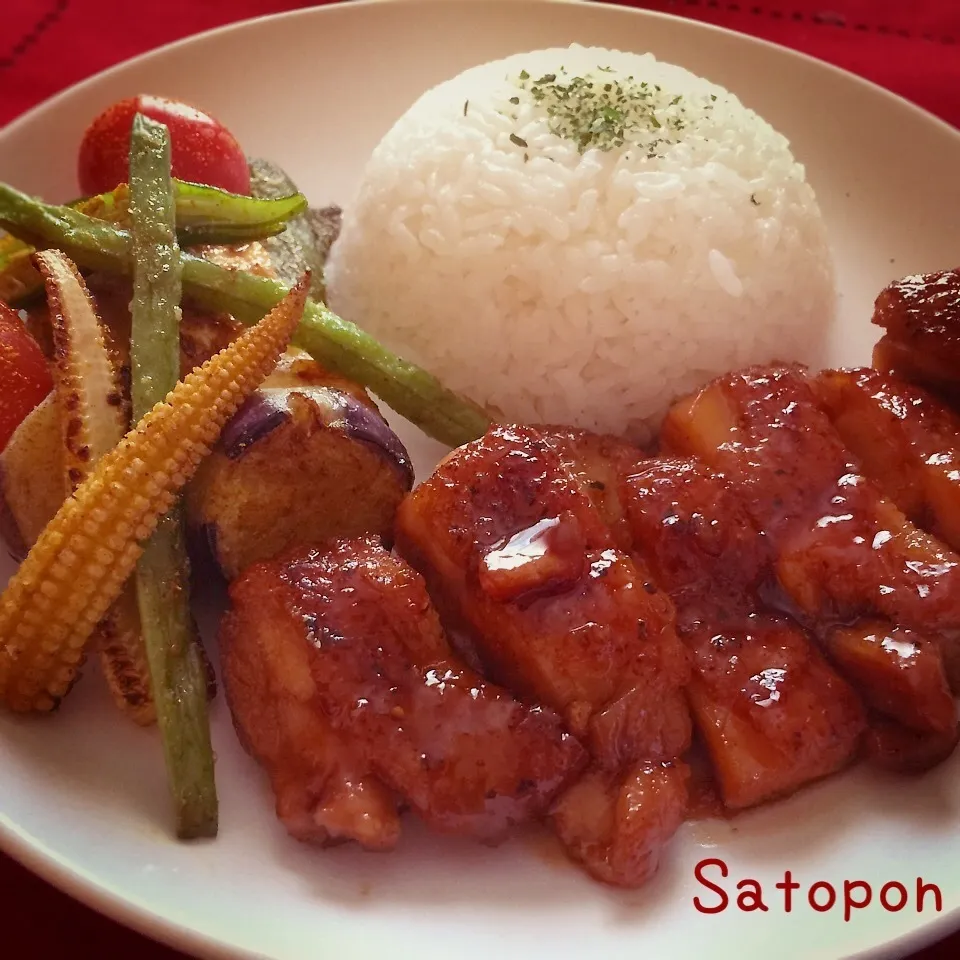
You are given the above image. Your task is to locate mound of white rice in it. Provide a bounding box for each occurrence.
[326,45,835,440]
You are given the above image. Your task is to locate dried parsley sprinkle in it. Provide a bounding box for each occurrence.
[464,100,469,116]
[506,64,714,155]
[510,133,528,148]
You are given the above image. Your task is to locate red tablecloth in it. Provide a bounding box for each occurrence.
[2,1,959,958]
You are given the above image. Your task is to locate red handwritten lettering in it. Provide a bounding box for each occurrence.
[808,881,837,913]
[776,870,799,912]
[736,879,768,913]
[880,882,907,912]
[843,880,872,921]
[693,859,729,914]
[917,879,943,914]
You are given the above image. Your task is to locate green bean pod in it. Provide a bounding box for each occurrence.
[128,114,218,840]
[0,182,493,447]
[0,180,307,303]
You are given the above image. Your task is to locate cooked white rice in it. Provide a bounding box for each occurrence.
[326,45,835,440]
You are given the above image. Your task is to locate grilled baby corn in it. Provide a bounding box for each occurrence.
[39,250,127,484]
[0,276,309,712]
[35,249,156,725]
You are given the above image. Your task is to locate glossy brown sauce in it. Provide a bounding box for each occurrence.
[212,265,960,888]
[682,743,731,821]
[611,454,866,811]
[479,512,587,603]
[395,425,691,772]
[661,364,960,768]
[262,538,587,843]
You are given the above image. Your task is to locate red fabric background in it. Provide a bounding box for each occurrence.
[3,0,960,128]
[2,1,960,957]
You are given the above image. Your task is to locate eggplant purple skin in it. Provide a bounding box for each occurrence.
[219,385,414,489]
[338,398,414,488]
[220,394,290,460]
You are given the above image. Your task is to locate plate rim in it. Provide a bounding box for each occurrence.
[5,0,960,149]
[2,1,960,958]
[0,810,264,960]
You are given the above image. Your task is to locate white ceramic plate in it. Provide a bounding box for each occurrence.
[3,1,960,958]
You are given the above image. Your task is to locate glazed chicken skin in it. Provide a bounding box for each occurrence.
[395,425,692,770]
[872,268,960,407]
[550,760,689,887]
[220,537,586,849]
[221,351,960,886]
[619,455,953,747]
[394,424,692,886]
[815,366,960,553]
[221,555,399,850]
[615,457,867,809]
[811,367,960,759]
[662,364,960,765]
[822,621,956,744]
[661,366,960,662]
[547,431,868,807]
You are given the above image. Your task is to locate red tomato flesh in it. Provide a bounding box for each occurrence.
[0,303,52,452]
[77,95,250,196]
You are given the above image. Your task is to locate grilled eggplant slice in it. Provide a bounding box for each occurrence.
[186,348,413,579]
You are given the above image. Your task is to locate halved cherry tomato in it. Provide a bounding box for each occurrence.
[77,95,250,196]
[0,302,52,451]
